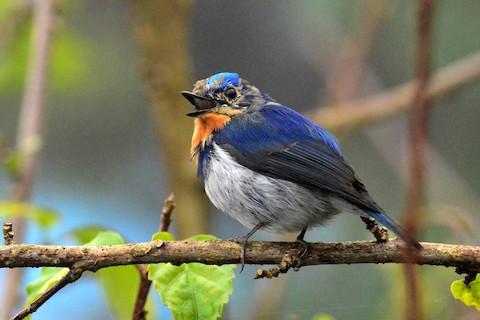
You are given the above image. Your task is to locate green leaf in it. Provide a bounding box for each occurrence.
[148,234,235,320]
[0,9,92,96]
[185,234,217,241]
[0,1,18,23]
[83,230,125,246]
[312,314,335,320]
[83,231,149,319]
[2,136,42,176]
[3,151,21,175]
[69,225,110,244]
[451,274,480,310]
[25,267,70,319]
[95,265,142,320]
[152,231,175,241]
[0,202,59,228]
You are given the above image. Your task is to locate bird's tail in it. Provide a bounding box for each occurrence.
[365,210,423,250]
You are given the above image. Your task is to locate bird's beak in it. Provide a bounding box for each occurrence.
[181,91,218,117]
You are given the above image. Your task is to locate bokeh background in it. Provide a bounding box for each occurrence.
[1,0,480,319]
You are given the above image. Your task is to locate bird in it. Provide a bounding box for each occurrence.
[181,72,422,267]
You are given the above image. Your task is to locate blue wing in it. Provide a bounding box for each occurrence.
[213,104,422,248]
[213,104,383,213]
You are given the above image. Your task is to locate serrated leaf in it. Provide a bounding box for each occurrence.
[0,201,59,228]
[451,274,480,310]
[148,234,235,320]
[24,267,70,319]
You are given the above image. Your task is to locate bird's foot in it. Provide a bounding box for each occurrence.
[228,223,265,273]
[294,238,310,259]
[228,236,249,273]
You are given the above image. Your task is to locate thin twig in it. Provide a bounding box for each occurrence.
[132,193,176,320]
[160,193,175,232]
[12,263,87,320]
[0,134,11,165]
[403,1,435,320]
[255,251,303,279]
[132,265,151,320]
[2,0,56,318]
[361,216,389,243]
[130,0,209,239]
[310,50,480,134]
[3,222,15,245]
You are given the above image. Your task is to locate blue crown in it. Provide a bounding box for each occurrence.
[206,72,240,90]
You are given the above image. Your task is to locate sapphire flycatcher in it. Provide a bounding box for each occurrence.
[182,72,422,260]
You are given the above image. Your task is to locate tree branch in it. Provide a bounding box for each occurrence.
[1,240,479,271]
[2,0,56,318]
[132,193,176,320]
[12,264,85,320]
[130,0,210,238]
[403,1,435,319]
[310,50,480,133]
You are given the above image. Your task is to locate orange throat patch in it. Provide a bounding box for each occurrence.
[191,113,231,161]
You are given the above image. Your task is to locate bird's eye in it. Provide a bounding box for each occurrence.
[224,87,237,100]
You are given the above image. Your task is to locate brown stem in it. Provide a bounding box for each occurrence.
[130,0,210,239]
[132,193,176,320]
[403,1,435,320]
[12,264,86,320]
[1,240,478,270]
[2,0,56,318]
[310,51,480,134]
[160,193,175,233]
[3,222,15,245]
[132,265,151,320]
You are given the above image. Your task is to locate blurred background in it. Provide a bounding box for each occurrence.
[1,0,480,319]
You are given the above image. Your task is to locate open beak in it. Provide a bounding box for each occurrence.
[181,91,218,117]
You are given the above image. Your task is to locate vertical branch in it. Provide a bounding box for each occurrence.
[132,193,176,320]
[1,0,55,318]
[130,0,210,239]
[403,1,435,320]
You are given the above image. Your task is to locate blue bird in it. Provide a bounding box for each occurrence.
[182,72,421,266]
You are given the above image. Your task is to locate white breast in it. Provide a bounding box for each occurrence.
[203,143,346,233]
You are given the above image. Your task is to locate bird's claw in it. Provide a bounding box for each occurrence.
[295,237,310,258]
[228,236,248,273]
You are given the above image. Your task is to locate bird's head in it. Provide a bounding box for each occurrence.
[181,72,267,118]
[182,72,271,159]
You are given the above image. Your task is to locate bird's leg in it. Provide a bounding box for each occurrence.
[360,216,389,243]
[230,223,264,272]
[295,227,309,258]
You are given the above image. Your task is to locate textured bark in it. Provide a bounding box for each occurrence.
[1,240,479,270]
